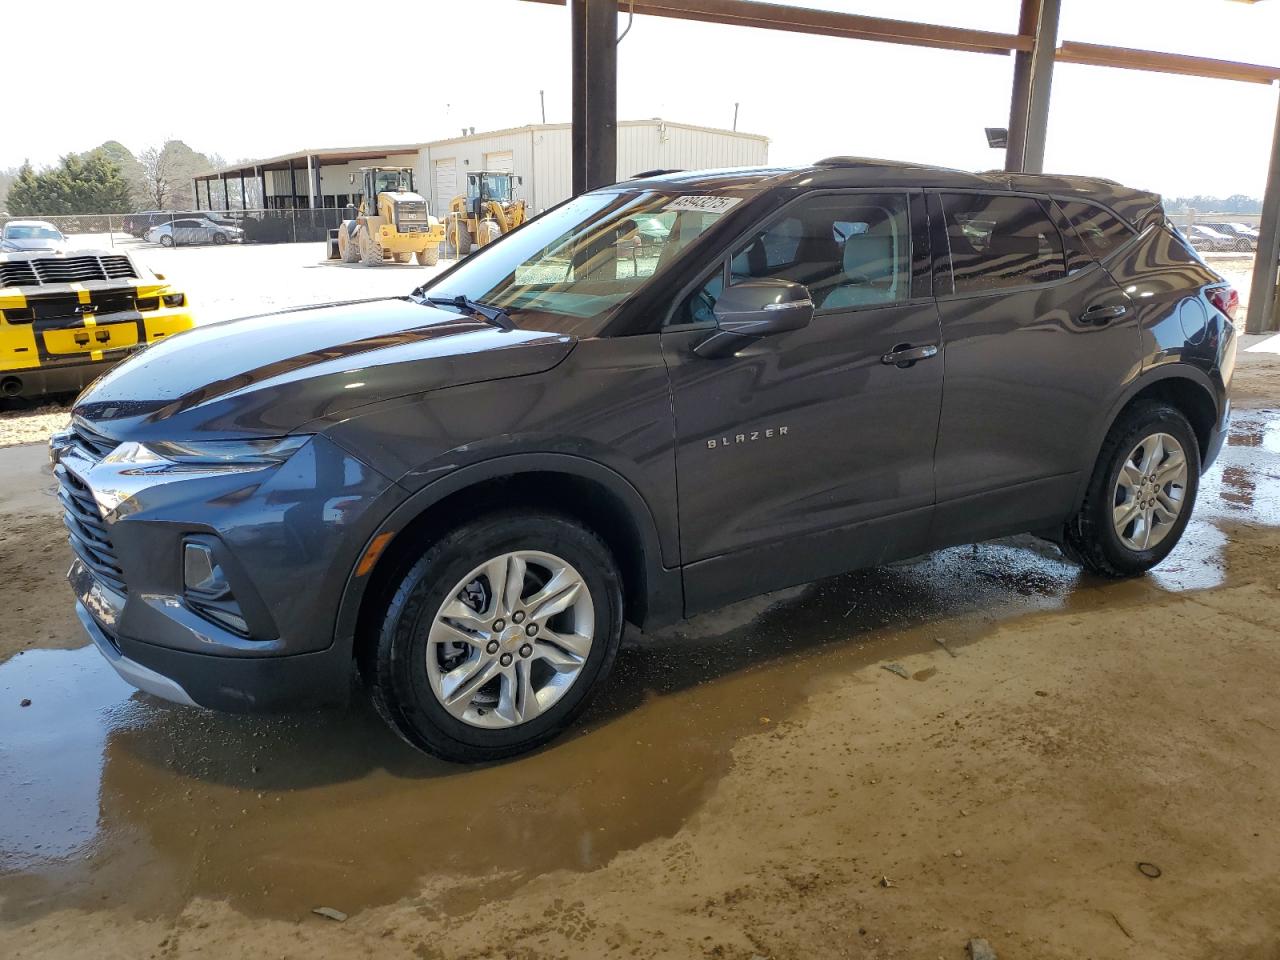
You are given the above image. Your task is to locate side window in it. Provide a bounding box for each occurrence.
[674,193,911,324]
[941,193,1066,293]
[1054,199,1135,261]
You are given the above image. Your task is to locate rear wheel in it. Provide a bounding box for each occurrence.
[364,511,623,762]
[416,245,440,266]
[1063,401,1200,577]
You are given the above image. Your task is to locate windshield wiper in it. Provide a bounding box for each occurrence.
[419,294,516,331]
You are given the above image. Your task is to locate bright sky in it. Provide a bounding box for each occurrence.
[6,0,1279,199]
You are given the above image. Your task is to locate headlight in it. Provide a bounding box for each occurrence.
[103,435,310,468]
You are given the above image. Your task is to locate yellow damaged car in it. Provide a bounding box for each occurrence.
[0,249,193,398]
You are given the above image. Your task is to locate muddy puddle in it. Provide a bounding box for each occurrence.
[1,409,1277,924]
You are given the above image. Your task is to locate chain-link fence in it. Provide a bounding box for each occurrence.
[0,207,356,249]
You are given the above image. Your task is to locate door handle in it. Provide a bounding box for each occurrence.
[1079,303,1127,325]
[881,343,938,367]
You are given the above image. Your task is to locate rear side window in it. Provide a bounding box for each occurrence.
[941,193,1065,293]
[1055,199,1135,261]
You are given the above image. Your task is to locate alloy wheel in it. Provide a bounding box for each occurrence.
[425,551,595,729]
[1112,432,1188,551]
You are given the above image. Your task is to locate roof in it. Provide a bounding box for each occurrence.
[617,157,1163,227]
[193,119,768,181]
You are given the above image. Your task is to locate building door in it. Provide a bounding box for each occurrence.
[434,159,457,212]
[484,150,513,172]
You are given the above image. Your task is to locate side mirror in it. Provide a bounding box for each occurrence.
[696,279,813,358]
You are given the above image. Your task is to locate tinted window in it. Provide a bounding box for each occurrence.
[1055,199,1135,261]
[674,193,910,324]
[941,193,1065,293]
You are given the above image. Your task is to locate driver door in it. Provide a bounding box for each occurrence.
[660,190,944,614]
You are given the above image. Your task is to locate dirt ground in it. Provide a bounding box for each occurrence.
[1,347,1279,960]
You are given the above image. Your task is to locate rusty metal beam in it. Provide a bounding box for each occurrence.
[521,0,1030,55]
[1056,41,1280,85]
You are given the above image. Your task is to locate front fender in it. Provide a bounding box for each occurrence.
[331,452,684,655]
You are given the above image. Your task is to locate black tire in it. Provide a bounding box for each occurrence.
[360,228,384,266]
[1062,401,1200,577]
[159,234,174,247]
[213,233,228,245]
[365,511,624,762]
[1234,238,1254,253]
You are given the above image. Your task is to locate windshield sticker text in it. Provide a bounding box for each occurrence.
[665,196,743,214]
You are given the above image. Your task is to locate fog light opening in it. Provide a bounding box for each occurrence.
[183,541,249,635]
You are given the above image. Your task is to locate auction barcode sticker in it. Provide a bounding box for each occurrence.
[665,195,743,214]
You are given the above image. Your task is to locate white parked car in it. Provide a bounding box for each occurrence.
[145,216,244,247]
[1183,224,1236,253]
[0,220,68,253]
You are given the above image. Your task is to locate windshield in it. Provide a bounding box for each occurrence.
[372,170,413,194]
[419,190,738,335]
[474,173,512,201]
[4,225,61,240]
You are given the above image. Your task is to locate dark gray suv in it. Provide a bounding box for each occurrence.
[52,159,1238,761]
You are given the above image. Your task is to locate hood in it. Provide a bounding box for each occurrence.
[3,238,65,252]
[74,298,575,440]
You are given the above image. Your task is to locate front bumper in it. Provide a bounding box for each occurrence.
[57,430,405,711]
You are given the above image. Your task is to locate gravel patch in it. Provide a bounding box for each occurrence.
[0,400,71,448]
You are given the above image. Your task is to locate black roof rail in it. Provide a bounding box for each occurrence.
[629,168,685,178]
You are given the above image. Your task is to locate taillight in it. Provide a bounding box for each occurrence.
[1207,286,1239,321]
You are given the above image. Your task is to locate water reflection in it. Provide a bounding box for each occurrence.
[1,409,1276,924]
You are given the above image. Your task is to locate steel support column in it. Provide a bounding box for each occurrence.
[1019,0,1060,173]
[571,0,617,194]
[1004,0,1039,172]
[1246,90,1280,335]
[240,170,248,210]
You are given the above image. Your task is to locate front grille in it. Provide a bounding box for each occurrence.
[56,424,127,595]
[0,254,139,287]
[56,463,127,595]
[70,422,117,459]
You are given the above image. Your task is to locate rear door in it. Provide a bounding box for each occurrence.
[929,191,1137,546]
[662,190,943,613]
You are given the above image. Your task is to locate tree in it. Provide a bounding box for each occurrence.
[0,166,18,213]
[97,140,147,209]
[139,145,180,209]
[138,140,217,211]
[5,150,134,215]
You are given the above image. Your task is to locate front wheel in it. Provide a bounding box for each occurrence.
[159,235,174,247]
[1063,401,1200,577]
[364,512,624,762]
[416,245,440,266]
[1235,238,1254,253]
[213,233,228,245]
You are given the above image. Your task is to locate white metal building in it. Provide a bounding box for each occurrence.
[194,119,769,218]
[419,119,769,216]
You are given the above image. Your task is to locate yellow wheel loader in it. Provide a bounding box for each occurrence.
[332,167,445,267]
[446,171,527,256]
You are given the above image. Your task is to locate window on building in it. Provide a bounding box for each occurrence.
[941,193,1067,293]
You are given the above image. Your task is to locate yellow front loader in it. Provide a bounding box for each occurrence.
[446,170,527,255]
[333,167,444,267]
